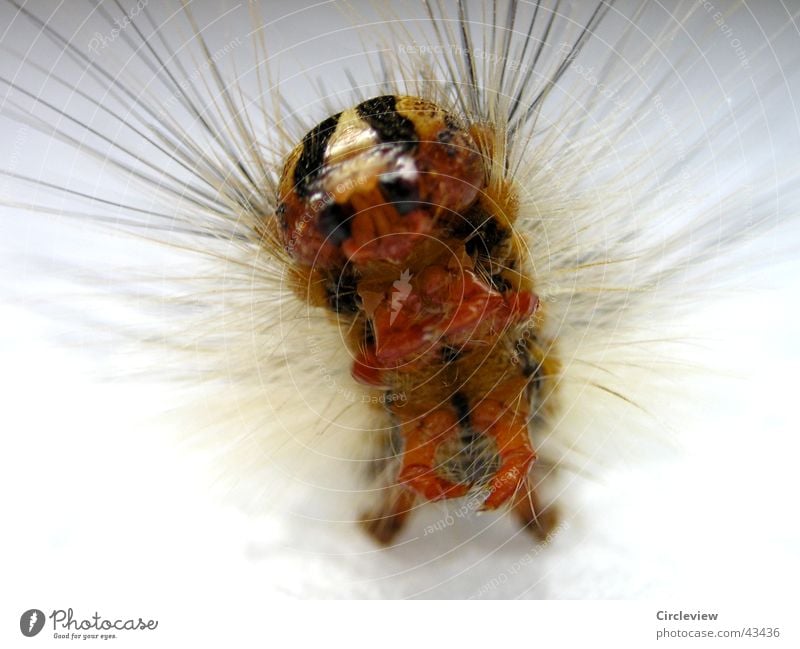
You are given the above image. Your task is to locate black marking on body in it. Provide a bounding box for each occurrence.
[443,112,462,132]
[441,345,462,364]
[363,319,376,346]
[436,128,460,157]
[437,128,455,144]
[276,202,288,230]
[439,391,500,487]
[294,112,341,197]
[437,113,463,156]
[453,205,511,260]
[466,218,509,258]
[489,274,513,293]
[318,201,354,245]
[356,96,417,150]
[528,360,544,393]
[325,266,359,314]
[451,391,470,424]
[379,174,420,215]
[516,338,543,389]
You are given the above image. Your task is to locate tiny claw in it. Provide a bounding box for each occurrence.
[394,408,469,502]
[480,448,536,510]
[360,487,417,546]
[471,396,536,510]
[511,480,560,541]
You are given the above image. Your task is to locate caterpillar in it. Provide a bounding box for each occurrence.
[2,0,798,599]
[275,93,560,543]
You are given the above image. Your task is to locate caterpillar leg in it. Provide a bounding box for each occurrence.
[395,410,470,501]
[472,398,536,510]
[360,486,418,546]
[511,478,559,541]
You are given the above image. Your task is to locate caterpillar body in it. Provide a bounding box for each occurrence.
[276,93,558,543]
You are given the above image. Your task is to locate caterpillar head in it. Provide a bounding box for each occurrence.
[276,95,484,268]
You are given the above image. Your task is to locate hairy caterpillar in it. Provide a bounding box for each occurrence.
[2,0,799,601]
